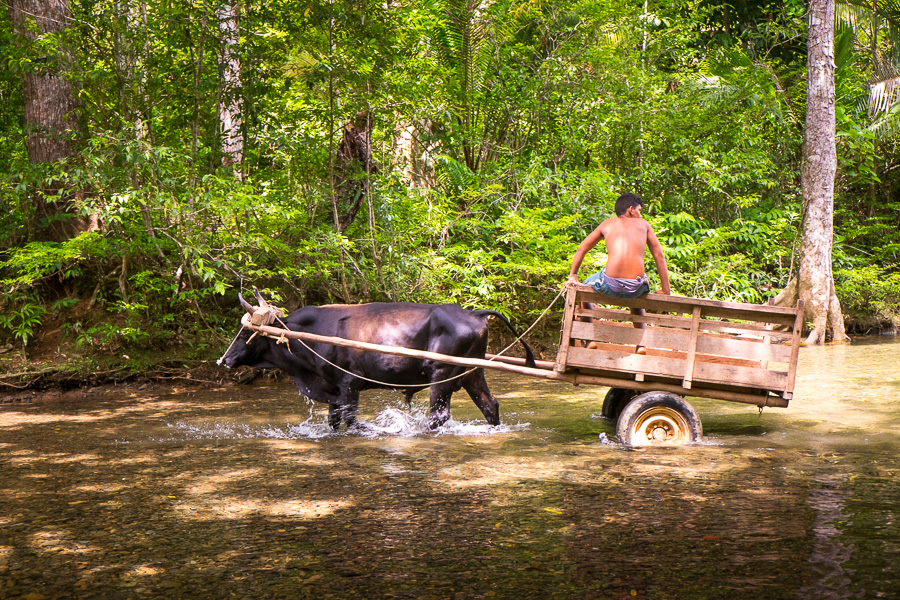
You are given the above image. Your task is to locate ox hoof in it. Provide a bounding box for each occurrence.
[428,417,449,430]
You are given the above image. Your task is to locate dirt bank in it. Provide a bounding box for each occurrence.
[0,337,266,404]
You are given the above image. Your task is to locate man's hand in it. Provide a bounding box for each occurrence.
[566,274,580,288]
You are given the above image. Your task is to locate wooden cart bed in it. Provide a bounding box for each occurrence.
[555,284,805,407]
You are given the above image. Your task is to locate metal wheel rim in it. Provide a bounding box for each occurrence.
[629,406,691,445]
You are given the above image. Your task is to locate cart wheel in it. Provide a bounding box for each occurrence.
[601,388,639,420]
[616,392,703,446]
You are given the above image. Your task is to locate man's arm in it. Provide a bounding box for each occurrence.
[568,225,605,284]
[646,225,670,294]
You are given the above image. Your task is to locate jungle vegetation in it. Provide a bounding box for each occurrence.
[1,0,899,358]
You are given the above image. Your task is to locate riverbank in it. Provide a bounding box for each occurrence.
[0,340,253,402]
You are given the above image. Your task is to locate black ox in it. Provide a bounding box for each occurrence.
[219,293,536,429]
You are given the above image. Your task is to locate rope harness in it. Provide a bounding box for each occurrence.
[216,304,285,366]
[218,287,566,390]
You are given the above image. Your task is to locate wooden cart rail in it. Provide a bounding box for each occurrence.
[555,285,804,406]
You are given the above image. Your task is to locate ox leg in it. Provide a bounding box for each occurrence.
[328,388,360,430]
[328,404,342,430]
[428,384,454,429]
[341,402,359,429]
[402,389,418,409]
[461,369,500,426]
[327,401,359,430]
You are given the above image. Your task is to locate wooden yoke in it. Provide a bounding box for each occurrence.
[555,284,805,407]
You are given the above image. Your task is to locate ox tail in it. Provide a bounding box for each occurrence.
[475,310,537,369]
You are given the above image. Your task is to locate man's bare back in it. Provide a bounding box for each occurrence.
[568,194,670,295]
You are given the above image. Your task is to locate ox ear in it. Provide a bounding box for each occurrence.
[239,293,256,314]
[253,286,269,308]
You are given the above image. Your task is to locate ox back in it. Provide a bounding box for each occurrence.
[220,301,536,429]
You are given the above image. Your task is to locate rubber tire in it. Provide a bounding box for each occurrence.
[601,388,639,420]
[616,391,703,446]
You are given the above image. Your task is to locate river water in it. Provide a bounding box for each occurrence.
[1,337,899,599]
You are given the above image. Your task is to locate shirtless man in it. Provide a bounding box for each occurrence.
[567,194,670,352]
[567,193,671,297]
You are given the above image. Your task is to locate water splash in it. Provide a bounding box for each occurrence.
[597,432,615,445]
[159,404,530,442]
[357,406,429,437]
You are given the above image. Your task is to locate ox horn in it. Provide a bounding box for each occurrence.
[253,287,269,308]
[239,293,256,314]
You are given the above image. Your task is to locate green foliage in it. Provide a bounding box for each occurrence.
[0,294,47,348]
[654,206,799,303]
[1,0,899,356]
[0,233,107,286]
[66,316,150,351]
[837,106,881,188]
[835,265,900,327]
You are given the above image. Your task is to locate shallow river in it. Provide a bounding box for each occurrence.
[1,337,899,599]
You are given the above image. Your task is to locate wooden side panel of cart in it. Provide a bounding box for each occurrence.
[554,284,804,407]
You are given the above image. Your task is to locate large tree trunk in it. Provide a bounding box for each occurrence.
[394,120,437,189]
[775,0,848,344]
[8,0,76,164]
[217,0,243,177]
[8,0,97,240]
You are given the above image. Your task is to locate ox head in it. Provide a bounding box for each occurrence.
[217,290,279,369]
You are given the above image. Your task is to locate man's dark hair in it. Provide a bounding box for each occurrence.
[615,193,643,217]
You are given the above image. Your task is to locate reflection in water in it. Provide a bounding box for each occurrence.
[800,476,854,600]
[0,336,898,599]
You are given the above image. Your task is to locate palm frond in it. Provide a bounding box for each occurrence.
[868,75,900,113]
[429,0,492,92]
[837,0,900,60]
[836,1,874,32]
[681,74,741,104]
[868,99,900,137]
[868,53,900,114]
[595,21,625,46]
[835,27,857,70]
[283,50,323,77]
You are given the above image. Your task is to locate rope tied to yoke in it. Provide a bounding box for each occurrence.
[216,303,285,365]
[228,286,567,389]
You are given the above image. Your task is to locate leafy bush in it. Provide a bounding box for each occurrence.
[835,265,900,330]
[0,292,46,348]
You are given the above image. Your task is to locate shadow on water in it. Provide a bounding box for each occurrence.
[1,337,899,599]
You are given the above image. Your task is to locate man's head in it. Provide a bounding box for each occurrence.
[614,193,643,217]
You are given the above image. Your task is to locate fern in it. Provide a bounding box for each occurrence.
[427,0,510,172]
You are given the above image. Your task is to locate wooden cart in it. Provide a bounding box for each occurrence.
[550,284,804,444]
[239,285,804,446]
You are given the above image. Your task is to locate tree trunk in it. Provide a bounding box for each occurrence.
[113,0,144,143]
[776,0,849,344]
[335,111,378,233]
[8,0,97,240]
[8,0,76,164]
[394,120,437,189]
[191,0,208,159]
[217,0,243,177]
